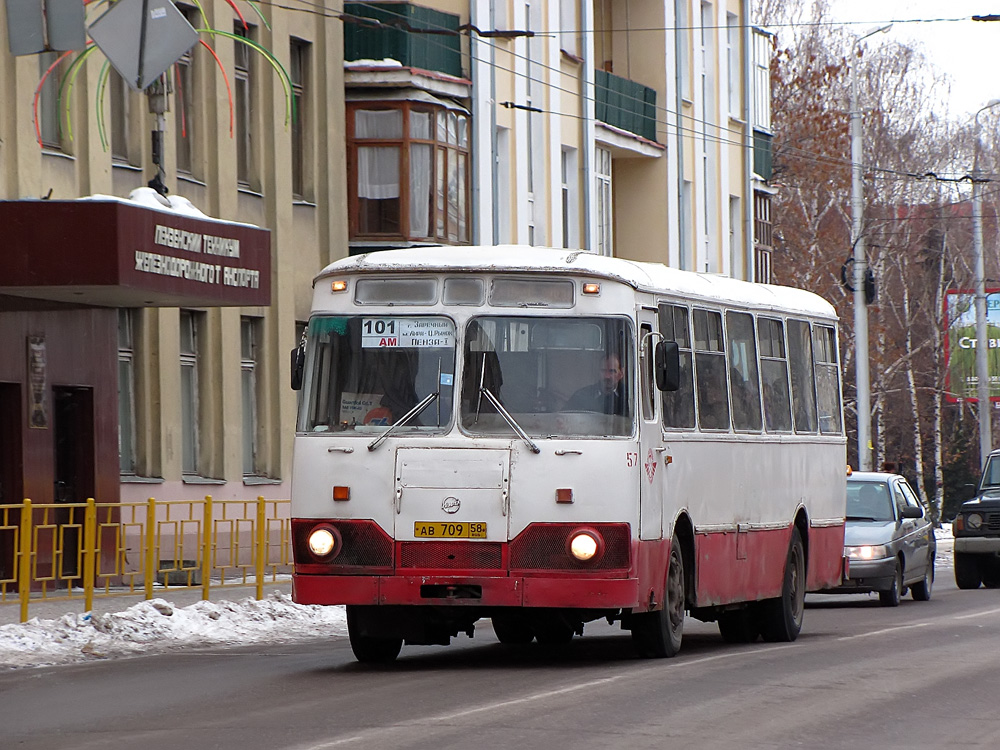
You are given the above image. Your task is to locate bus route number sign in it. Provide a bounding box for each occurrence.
[361,318,455,349]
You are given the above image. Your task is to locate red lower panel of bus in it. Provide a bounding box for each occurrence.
[293,573,642,609]
[693,523,845,606]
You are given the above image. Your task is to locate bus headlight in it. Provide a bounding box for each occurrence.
[307,526,340,559]
[967,513,984,530]
[567,528,603,562]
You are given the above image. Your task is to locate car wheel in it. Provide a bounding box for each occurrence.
[491,615,535,645]
[911,558,934,601]
[631,534,685,658]
[760,527,806,642]
[534,617,575,645]
[347,606,403,664]
[879,561,902,607]
[955,552,983,590]
[718,607,760,643]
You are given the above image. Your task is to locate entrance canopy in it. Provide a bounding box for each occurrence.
[0,196,271,307]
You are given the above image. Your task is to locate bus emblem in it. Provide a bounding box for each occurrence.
[645,450,657,483]
[442,496,461,514]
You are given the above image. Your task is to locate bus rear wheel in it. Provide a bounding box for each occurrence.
[759,526,805,643]
[631,534,685,658]
[491,614,535,645]
[347,606,403,664]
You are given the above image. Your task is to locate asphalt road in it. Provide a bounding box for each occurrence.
[3,571,998,750]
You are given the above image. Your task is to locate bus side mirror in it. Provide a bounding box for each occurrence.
[654,341,680,391]
[290,344,305,391]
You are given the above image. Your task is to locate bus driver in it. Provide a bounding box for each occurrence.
[565,353,627,415]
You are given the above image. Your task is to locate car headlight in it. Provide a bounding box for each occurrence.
[967,513,984,530]
[566,528,603,561]
[844,545,889,561]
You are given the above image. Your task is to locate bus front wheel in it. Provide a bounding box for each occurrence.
[631,534,685,658]
[347,606,403,663]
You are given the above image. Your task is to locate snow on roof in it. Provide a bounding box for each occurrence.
[79,188,260,228]
[316,246,837,318]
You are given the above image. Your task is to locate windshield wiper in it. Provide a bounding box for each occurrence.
[480,387,540,454]
[368,391,439,452]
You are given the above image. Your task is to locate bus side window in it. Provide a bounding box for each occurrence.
[812,324,843,435]
[725,311,763,432]
[693,308,730,430]
[658,304,695,429]
[758,317,792,432]
[787,319,818,433]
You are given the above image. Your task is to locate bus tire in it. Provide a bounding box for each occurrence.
[631,534,684,658]
[759,526,805,643]
[491,614,535,645]
[347,606,403,664]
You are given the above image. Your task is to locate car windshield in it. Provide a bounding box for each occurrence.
[460,315,634,438]
[846,481,895,522]
[297,315,456,434]
[982,456,1000,489]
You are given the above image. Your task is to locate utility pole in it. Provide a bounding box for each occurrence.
[850,24,890,471]
[973,100,1000,464]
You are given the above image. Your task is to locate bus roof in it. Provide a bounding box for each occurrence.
[316,246,837,318]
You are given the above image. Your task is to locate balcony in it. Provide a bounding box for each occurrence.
[753,129,773,181]
[595,70,658,143]
[343,2,463,79]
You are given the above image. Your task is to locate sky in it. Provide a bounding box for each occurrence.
[0,529,955,671]
[825,1,1000,119]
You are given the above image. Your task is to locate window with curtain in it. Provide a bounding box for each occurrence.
[180,310,201,475]
[38,51,64,150]
[175,6,199,175]
[349,102,470,243]
[234,23,257,187]
[290,39,311,199]
[241,317,261,476]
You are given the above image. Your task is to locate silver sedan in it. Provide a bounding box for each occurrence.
[821,472,936,606]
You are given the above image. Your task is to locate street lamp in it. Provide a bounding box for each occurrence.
[973,99,1000,464]
[850,24,891,471]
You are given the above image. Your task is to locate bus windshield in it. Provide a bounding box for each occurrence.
[298,315,456,434]
[460,316,634,438]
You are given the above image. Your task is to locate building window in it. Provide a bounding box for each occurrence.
[348,102,470,243]
[234,23,257,188]
[241,317,261,476]
[110,71,133,164]
[38,51,64,150]
[561,148,579,249]
[180,310,201,475]
[595,146,613,256]
[727,12,740,116]
[290,39,310,199]
[118,310,137,474]
[559,0,579,57]
[175,7,199,176]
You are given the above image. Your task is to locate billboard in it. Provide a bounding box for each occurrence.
[945,289,1000,402]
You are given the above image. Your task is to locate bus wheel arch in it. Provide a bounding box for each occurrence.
[672,513,696,610]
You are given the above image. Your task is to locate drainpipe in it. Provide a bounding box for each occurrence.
[675,0,686,269]
[580,0,594,251]
[743,1,754,281]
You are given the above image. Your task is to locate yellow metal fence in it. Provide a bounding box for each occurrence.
[0,496,292,623]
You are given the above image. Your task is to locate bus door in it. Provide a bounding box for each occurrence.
[638,309,664,540]
[394,447,511,546]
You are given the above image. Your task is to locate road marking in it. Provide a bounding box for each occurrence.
[836,622,930,641]
[954,606,1000,620]
[289,644,795,750]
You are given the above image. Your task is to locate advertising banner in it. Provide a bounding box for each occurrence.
[945,289,1000,402]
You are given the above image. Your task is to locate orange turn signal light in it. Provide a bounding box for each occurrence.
[331,280,348,292]
[333,486,351,501]
[582,283,601,295]
[556,488,574,504]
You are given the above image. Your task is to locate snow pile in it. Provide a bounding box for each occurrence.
[0,592,347,670]
[935,524,954,567]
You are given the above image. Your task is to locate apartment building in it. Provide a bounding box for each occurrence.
[343,0,767,279]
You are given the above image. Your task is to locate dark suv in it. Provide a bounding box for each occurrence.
[953,448,1000,588]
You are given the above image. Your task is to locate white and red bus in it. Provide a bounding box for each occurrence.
[290,246,847,662]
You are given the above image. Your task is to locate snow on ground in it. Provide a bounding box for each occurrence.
[0,527,956,671]
[0,592,347,670]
